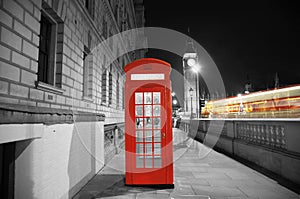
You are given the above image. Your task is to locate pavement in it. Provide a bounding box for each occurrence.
[73,128,300,199]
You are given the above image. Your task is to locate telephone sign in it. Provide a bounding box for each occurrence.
[124,58,174,186]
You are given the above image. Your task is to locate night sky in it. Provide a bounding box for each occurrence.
[143,0,300,98]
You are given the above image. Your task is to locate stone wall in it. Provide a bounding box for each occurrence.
[0,0,148,121]
[179,119,300,188]
[13,121,104,199]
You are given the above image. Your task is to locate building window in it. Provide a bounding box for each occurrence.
[38,13,56,85]
[102,18,107,38]
[114,4,119,23]
[116,48,120,65]
[108,72,113,105]
[85,0,95,19]
[116,73,119,109]
[101,69,107,104]
[83,45,93,99]
[87,32,92,49]
[37,8,64,92]
[109,31,113,50]
[122,84,124,110]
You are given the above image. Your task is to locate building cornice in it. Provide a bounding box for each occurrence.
[0,103,105,125]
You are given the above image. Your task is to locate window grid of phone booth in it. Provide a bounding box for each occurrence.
[135,91,162,168]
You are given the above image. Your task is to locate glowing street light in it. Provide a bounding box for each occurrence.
[172,99,178,105]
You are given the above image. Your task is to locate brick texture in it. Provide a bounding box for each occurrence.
[3,0,24,21]
[0,80,9,94]
[10,83,29,98]
[21,69,36,85]
[0,43,11,60]
[29,88,44,100]
[1,27,22,51]
[0,60,20,81]
[0,9,13,28]
[24,12,40,34]
[16,0,34,14]
[14,20,32,40]
[12,51,30,69]
[22,40,38,60]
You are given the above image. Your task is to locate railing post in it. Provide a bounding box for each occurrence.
[114,126,119,154]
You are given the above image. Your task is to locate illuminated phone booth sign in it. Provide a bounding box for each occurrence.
[124,58,174,187]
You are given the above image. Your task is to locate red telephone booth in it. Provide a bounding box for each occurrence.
[124,58,174,187]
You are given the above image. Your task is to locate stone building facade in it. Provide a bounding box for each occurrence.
[0,0,147,198]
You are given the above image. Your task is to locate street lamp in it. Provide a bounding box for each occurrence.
[189,87,194,118]
[172,99,178,105]
[172,92,181,114]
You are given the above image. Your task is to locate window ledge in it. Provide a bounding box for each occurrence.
[83,96,94,103]
[101,102,108,106]
[36,81,64,95]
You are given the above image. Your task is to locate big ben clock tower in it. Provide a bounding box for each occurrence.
[182,37,199,118]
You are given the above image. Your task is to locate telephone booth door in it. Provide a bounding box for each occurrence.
[124,58,174,186]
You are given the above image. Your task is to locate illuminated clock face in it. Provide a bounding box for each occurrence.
[187,58,196,67]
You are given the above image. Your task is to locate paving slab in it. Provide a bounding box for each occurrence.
[73,128,299,199]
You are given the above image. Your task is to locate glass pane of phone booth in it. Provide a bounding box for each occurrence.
[135,92,162,168]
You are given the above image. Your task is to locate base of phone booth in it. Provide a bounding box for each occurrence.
[124,181,174,189]
[125,167,174,188]
[125,172,174,188]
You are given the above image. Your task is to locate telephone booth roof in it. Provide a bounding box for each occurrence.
[124,58,171,73]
